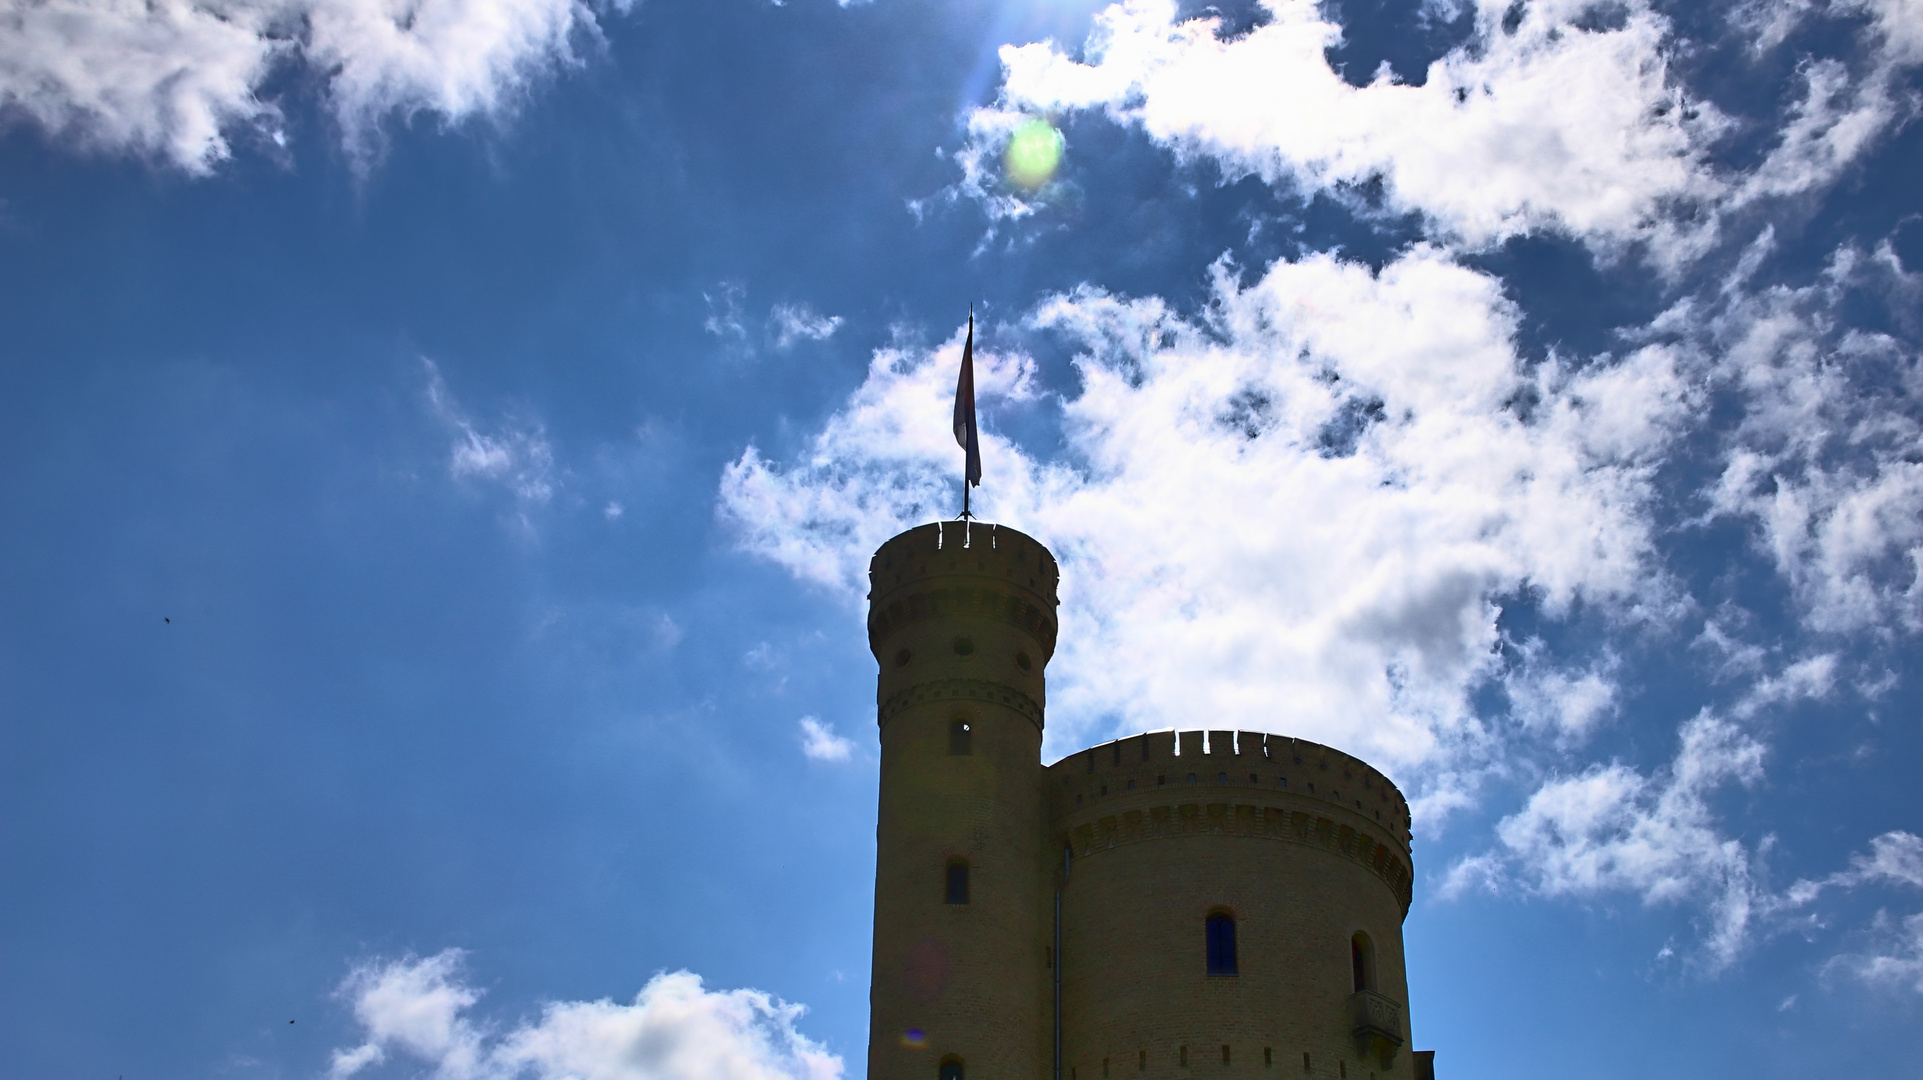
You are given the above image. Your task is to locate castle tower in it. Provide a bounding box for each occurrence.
[1048,732,1418,1080]
[866,520,1059,1080]
[865,519,1429,1080]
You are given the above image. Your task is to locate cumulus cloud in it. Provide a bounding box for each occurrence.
[330,951,844,1080]
[966,0,1730,258]
[426,358,557,506]
[955,0,1923,264]
[721,249,1692,774]
[0,0,286,172]
[1441,712,1769,967]
[0,0,609,172]
[798,716,856,762]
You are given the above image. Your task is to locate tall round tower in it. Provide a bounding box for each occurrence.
[866,520,1059,1080]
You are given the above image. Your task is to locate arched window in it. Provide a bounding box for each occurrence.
[1205,912,1237,975]
[949,718,972,756]
[939,1057,964,1080]
[945,860,969,904]
[1351,932,1376,992]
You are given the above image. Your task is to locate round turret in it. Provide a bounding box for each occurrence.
[866,520,1059,1080]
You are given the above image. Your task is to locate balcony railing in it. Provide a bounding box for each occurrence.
[1350,989,1404,1066]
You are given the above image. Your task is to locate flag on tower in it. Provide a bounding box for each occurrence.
[954,311,982,494]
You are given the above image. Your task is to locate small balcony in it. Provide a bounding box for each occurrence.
[1349,989,1404,1067]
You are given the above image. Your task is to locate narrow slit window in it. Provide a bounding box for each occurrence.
[945,860,969,905]
[949,719,972,756]
[1206,913,1238,976]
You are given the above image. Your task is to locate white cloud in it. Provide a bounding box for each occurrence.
[1800,831,1923,993]
[1784,830,1923,904]
[705,282,749,341]
[972,0,1732,260]
[798,716,855,762]
[721,249,1692,776]
[769,304,843,348]
[330,951,844,1080]
[1840,832,1923,889]
[1506,651,1619,744]
[0,0,608,172]
[1827,910,1923,992]
[0,0,285,173]
[1701,244,1923,635]
[426,358,557,506]
[306,0,597,165]
[1442,712,1768,968]
[959,0,1923,265]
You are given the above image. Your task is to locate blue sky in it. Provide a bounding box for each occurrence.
[2,0,1921,1077]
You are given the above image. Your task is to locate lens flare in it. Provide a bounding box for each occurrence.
[901,1028,928,1048]
[1004,118,1064,190]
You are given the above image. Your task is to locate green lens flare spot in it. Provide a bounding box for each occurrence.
[1004,119,1064,190]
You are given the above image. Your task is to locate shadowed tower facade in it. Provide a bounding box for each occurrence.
[866,520,1431,1080]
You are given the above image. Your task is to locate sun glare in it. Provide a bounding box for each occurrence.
[1004,118,1064,190]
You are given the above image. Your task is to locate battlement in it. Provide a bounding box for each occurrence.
[868,520,1059,604]
[1044,730,1412,850]
[867,520,1060,662]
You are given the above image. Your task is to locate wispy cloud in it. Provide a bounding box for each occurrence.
[798,717,855,762]
[705,282,750,341]
[770,303,843,348]
[425,359,557,507]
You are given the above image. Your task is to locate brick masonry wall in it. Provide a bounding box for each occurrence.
[868,523,1059,1080]
[1047,734,1415,1080]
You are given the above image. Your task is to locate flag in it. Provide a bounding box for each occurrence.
[953,311,982,489]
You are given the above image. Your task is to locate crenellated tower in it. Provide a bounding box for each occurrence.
[867,520,1060,1080]
[865,520,1433,1080]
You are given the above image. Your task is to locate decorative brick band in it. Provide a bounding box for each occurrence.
[868,587,1058,659]
[1061,802,1413,914]
[879,678,1045,732]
